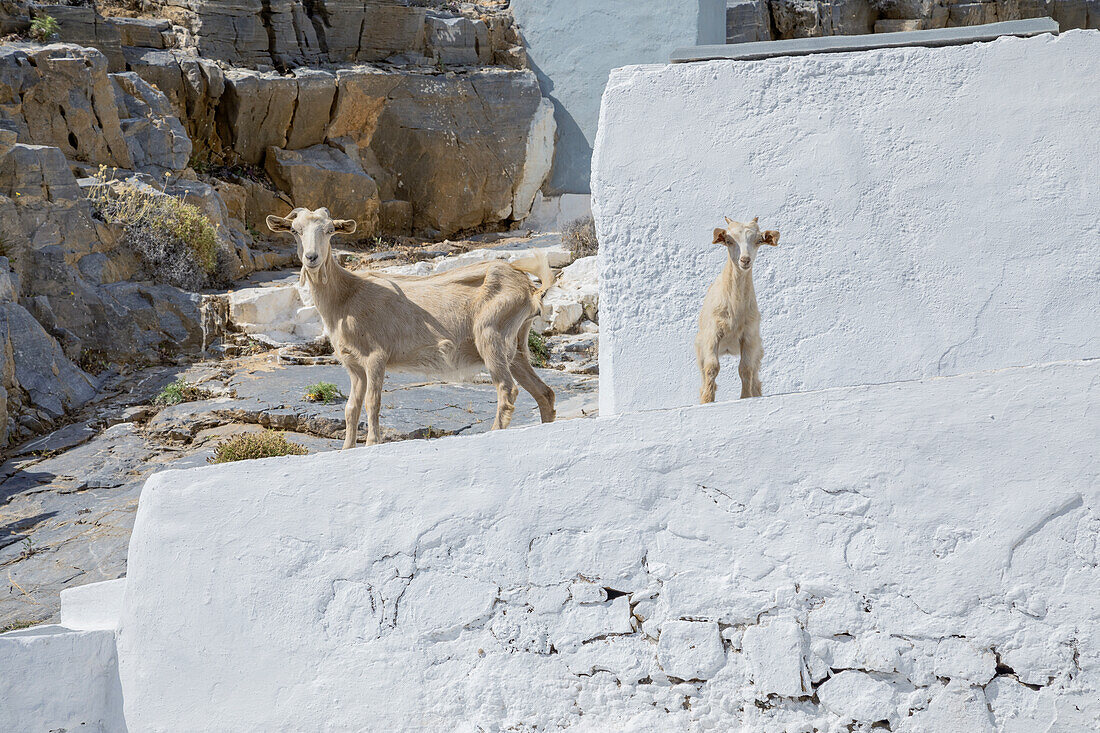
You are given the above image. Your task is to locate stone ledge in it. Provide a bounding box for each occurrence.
[671,17,1059,62]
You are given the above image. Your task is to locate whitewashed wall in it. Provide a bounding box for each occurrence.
[0,626,125,732]
[116,359,1099,731]
[511,0,726,195]
[592,31,1100,416]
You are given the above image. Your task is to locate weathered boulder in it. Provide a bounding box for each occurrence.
[217,69,299,164]
[425,13,491,65]
[123,48,225,159]
[536,256,598,335]
[0,44,131,169]
[265,143,381,235]
[330,68,550,236]
[0,268,97,447]
[111,17,172,49]
[111,73,192,174]
[727,0,774,42]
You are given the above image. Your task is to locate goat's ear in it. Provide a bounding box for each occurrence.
[333,219,357,234]
[267,214,294,233]
[761,230,779,246]
[712,228,729,245]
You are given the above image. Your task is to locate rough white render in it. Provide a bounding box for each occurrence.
[60,578,127,632]
[511,0,726,194]
[114,359,1099,731]
[592,31,1100,416]
[0,626,125,732]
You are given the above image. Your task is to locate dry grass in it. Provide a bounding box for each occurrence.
[563,215,598,259]
[210,431,308,463]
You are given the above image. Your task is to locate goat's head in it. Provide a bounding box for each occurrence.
[266,207,357,272]
[712,217,779,272]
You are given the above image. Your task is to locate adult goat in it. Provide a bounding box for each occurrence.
[268,207,557,448]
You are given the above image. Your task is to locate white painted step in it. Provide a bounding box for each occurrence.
[0,625,124,732]
[60,577,127,632]
[115,359,1099,730]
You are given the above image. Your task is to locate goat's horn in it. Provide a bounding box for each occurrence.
[724,216,734,226]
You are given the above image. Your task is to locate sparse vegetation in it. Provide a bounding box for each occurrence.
[29,14,60,43]
[563,215,598,259]
[86,170,220,291]
[154,378,211,407]
[210,431,308,463]
[528,330,549,367]
[304,382,343,404]
[1,619,40,634]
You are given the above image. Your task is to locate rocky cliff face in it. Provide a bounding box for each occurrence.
[727,0,1098,42]
[0,1,558,447]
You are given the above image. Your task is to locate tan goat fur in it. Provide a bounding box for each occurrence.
[268,207,556,448]
[694,216,779,404]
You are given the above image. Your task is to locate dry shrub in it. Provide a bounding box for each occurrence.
[86,171,219,291]
[563,215,598,259]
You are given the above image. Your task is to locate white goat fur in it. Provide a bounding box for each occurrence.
[694,216,779,404]
[268,207,556,448]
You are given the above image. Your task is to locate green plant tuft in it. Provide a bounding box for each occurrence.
[154,378,210,407]
[1,619,41,634]
[29,14,60,43]
[210,431,308,463]
[527,330,549,368]
[304,382,343,405]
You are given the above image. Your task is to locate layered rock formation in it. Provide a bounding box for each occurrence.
[726,0,1099,41]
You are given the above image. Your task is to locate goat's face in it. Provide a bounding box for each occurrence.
[266,207,357,271]
[712,217,779,272]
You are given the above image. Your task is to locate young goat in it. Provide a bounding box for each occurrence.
[694,216,779,404]
[267,207,557,448]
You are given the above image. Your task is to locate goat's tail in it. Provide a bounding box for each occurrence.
[511,251,556,300]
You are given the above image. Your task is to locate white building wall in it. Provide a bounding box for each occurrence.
[592,30,1100,416]
[511,0,726,195]
[116,360,1099,731]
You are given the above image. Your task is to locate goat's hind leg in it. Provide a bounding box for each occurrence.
[513,328,555,423]
[477,333,519,430]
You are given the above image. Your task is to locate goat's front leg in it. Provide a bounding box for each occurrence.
[738,332,763,399]
[363,354,386,445]
[342,364,365,450]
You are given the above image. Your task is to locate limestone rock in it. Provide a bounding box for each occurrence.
[265,144,381,236]
[657,620,726,681]
[123,48,225,159]
[727,0,774,43]
[41,4,126,72]
[0,144,81,202]
[0,44,132,169]
[111,73,192,174]
[111,18,171,49]
[331,68,548,236]
[218,69,298,164]
[425,13,491,65]
[0,300,96,422]
[537,255,598,334]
